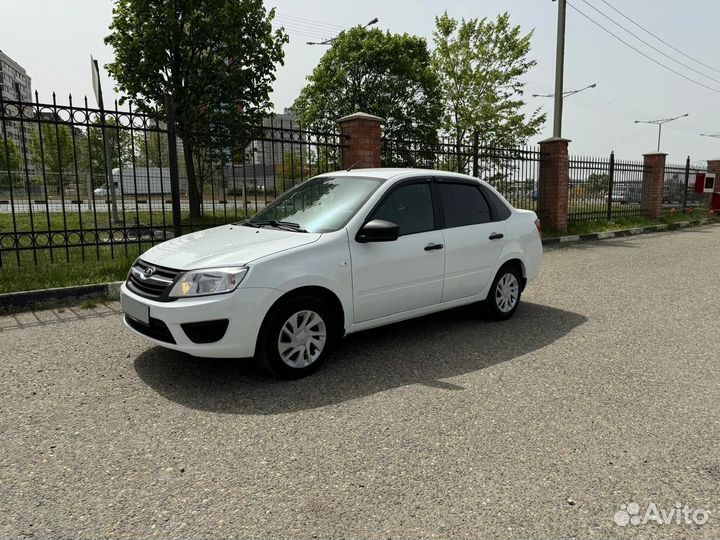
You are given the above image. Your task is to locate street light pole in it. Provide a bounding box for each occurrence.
[306,17,379,45]
[634,113,689,152]
[532,82,596,99]
[552,0,567,138]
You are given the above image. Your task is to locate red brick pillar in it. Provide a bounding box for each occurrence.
[641,152,667,219]
[538,137,571,234]
[706,160,720,183]
[706,160,720,208]
[336,112,384,169]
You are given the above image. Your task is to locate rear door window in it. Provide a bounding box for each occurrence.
[438,183,492,228]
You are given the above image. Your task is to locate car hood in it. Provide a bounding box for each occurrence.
[141,224,321,270]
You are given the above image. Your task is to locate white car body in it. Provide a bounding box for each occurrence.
[120,168,542,367]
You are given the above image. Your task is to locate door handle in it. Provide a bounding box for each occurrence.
[424,243,444,251]
[489,233,504,240]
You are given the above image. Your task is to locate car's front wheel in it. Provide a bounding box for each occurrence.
[257,296,335,378]
[487,266,522,320]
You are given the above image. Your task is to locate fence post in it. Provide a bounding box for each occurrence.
[641,152,667,219]
[472,131,480,178]
[683,155,690,210]
[164,94,182,238]
[606,151,615,221]
[336,112,384,169]
[538,137,571,234]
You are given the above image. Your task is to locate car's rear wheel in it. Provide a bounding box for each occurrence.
[258,296,335,378]
[486,266,522,320]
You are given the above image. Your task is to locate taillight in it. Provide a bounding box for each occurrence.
[534,218,542,237]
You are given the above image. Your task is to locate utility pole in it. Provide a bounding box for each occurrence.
[552,0,567,138]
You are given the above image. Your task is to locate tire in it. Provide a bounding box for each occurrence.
[486,266,522,321]
[257,295,336,379]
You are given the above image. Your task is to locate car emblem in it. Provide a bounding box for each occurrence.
[141,266,155,279]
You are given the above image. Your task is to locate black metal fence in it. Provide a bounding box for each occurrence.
[568,152,649,223]
[664,158,707,210]
[382,135,543,211]
[0,91,346,268]
[1,89,713,270]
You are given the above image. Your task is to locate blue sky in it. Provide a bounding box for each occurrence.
[2,0,720,163]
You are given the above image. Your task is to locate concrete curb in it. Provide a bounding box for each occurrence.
[0,281,123,314]
[1,217,718,313]
[542,217,718,247]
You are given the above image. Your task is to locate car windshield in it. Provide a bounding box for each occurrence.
[246,176,383,233]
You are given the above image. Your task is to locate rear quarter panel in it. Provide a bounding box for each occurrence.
[498,209,543,283]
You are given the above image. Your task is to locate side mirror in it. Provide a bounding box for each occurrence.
[356,219,400,243]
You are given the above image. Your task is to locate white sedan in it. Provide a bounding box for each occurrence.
[120,168,543,378]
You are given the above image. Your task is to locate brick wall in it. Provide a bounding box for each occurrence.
[336,113,384,169]
[641,152,667,219]
[538,138,570,234]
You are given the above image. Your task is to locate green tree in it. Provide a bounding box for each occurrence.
[276,149,310,188]
[587,173,609,193]
[0,138,22,190]
[29,124,76,187]
[105,0,287,218]
[135,125,169,168]
[80,118,134,187]
[432,13,545,172]
[292,27,442,164]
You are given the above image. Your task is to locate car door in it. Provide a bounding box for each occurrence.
[350,180,446,323]
[437,180,506,302]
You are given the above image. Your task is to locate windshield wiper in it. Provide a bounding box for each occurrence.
[243,219,308,233]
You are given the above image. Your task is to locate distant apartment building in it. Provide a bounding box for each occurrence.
[248,108,302,166]
[0,50,34,173]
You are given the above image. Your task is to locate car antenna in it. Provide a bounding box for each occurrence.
[346,142,382,171]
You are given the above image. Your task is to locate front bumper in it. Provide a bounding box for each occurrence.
[120,282,283,358]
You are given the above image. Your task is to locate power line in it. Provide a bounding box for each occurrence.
[274,13,346,32]
[577,0,720,85]
[526,79,668,120]
[566,2,720,94]
[271,22,330,41]
[274,17,341,34]
[596,0,720,76]
[533,86,717,134]
[598,125,655,154]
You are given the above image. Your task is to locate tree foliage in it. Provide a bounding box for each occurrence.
[29,124,76,185]
[292,27,442,161]
[135,125,169,168]
[432,12,545,160]
[0,138,21,172]
[0,137,22,190]
[105,0,287,217]
[81,118,133,186]
[587,172,610,193]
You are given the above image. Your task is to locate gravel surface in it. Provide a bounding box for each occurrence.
[1,225,719,539]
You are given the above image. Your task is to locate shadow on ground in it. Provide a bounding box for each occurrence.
[134,302,586,415]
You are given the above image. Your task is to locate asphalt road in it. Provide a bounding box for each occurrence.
[1,225,719,539]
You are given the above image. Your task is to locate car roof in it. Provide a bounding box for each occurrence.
[317,168,481,182]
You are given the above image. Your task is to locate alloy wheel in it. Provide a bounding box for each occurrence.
[277,310,327,368]
[495,273,519,313]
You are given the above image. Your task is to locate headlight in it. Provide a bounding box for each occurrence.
[169,267,248,298]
